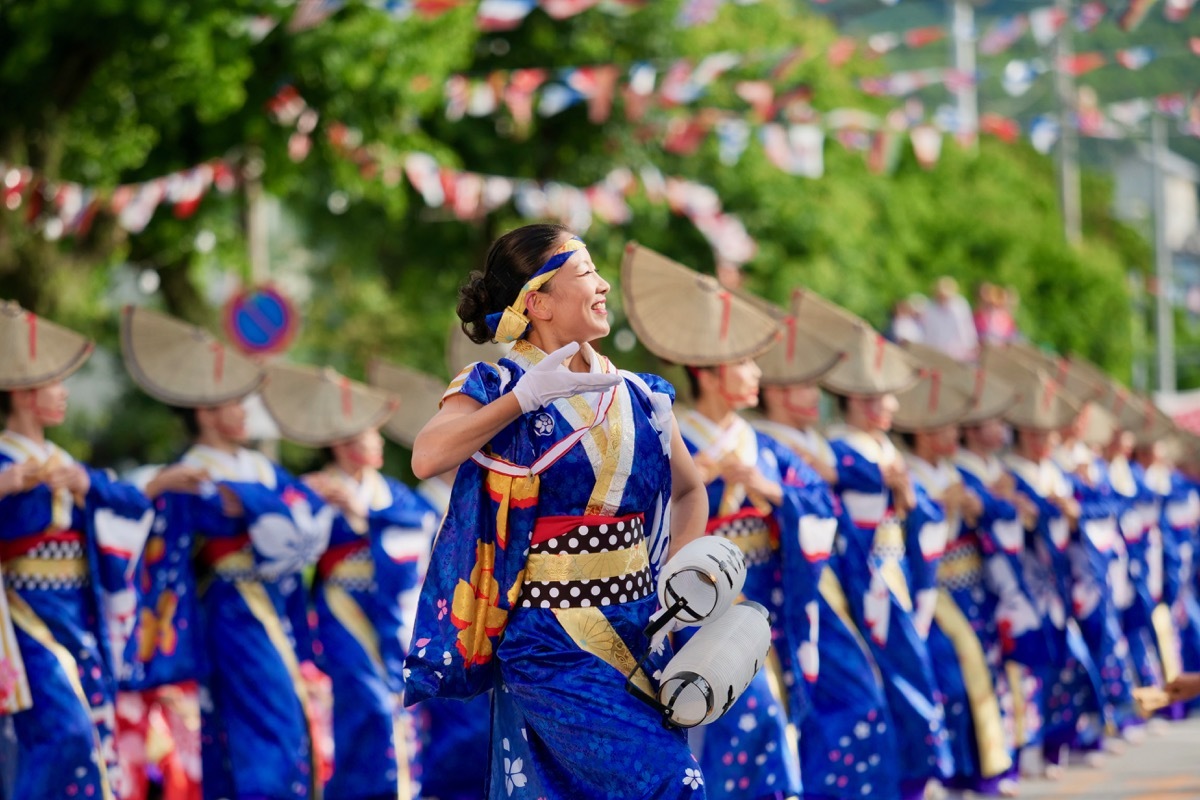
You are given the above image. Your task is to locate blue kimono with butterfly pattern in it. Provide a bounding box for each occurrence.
[124,444,334,800]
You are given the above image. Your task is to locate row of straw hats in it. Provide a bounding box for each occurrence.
[0,300,504,450]
[620,243,1189,451]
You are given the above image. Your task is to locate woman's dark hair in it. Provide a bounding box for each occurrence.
[899,431,918,451]
[683,367,709,403]
[173,406,201,438]
[835,394,850,415]
[0,392,9,424]
[458,223,573,344]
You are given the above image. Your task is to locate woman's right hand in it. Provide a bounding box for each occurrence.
[0,461,41,499]
[511,341,621,413]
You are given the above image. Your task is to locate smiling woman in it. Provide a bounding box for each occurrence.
[403,224,712,800]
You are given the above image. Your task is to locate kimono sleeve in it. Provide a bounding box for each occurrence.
[443,361,507,407]
[219,464,335,580]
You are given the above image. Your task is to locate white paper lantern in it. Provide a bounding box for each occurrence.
[657,602,771,728]
[656,536,747,626]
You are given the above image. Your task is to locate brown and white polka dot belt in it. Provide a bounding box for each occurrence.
[518,513,654,609]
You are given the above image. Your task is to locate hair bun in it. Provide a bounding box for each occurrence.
[457,271,494,344]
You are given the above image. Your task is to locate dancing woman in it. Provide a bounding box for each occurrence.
[404,225,710,800]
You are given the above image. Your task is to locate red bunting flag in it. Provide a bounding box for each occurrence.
[1119,0,1160,30]
[1060,52,1107,75]
[828,37,857,67]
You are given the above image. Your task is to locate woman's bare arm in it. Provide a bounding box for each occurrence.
[411,392,523,479]
[666,416,709,560]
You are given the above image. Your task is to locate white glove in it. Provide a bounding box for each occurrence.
[511,341,621,413]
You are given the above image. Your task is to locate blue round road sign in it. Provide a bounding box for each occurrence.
[222,285,298,354]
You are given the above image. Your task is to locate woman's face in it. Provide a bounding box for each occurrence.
[537,245,611,344]
[1017,428,1053,461]
[334,428,384,471]
[200,399,248,444]
[717,359,762,410]
[17,381,69,427]
[929,424,960,458]
[766,382,821,426]
[848,393,897,432]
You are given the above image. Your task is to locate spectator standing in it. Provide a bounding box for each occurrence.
[921,277,979,361]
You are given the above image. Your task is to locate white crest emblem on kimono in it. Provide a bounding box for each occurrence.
[533,412,555,437]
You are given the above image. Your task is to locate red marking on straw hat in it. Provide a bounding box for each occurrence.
[717,291,732,341]
[211,342,225,383]
[340,376,352,417]
[26,314,36,360]
[783,316,797,361]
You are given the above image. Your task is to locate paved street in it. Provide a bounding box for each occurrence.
[1017,719,1200,799]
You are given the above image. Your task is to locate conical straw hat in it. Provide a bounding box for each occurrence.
[902,342,1016,426]
[367,358,447,449]
[1080,403,1119,448]
[621,243,780,367]
[262,363,398,447]
[121,306,264,408]
[999,343,1106,406]
[0,300,93,390]
[891,367,976,432]
[740,289,843,385]
[445,323,512,377]
[997,367,1082,431]
[791,290,918,397]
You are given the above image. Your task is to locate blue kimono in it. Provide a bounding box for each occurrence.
[1108,456,1169,691]
[1054,446,1139,733]
[0,430,153,800]
[827,427,952,798]
[678,410,803,800]
[413,476,491,800]
[1004,453,1106,759]
[124,445,334,800]
[405,340,702,800]
[752,419,900,800]
[955,451,1052,763]
[312,467,437,800]
[906,454,1014,795]
[1141,462,1200,693]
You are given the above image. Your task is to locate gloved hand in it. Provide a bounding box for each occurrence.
[511,341,621,413]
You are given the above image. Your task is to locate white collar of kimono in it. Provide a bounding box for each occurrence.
[1003,452,1067,498]
[954,448,1003,485]
[1054,441,1099,485]
[826,423,897,467]
[904,452,960,498]
[0,429,73,467]
[1107,454,1137,498]
[751,419,833,468]
[326,465,392,512]
[183,444,275,487]
[678,408,758,467]
[507,338,611,376]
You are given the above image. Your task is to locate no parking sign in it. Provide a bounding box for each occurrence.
[222,285,298,354]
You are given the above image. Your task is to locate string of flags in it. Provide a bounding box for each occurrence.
[1,159,240,241]
[1002,41,1200,96]
[285,0,650,34]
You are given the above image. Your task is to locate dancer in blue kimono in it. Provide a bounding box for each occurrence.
[752,291,901,800]
[951,377,1053,784]
[0,301,156,799]
[404,232,715,800]
[262,363,439,800]
[1054,415,1142,739]
[800,293,951,800]
[119,306,334,800]
[675,364,805,799]
[989,354,1109,770]
[891,353,1020,799]
[369,357,492,800]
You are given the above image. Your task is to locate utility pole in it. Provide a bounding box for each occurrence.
[244,148,269,285]
[950,0,978,151]
[1150,113,1176,393]
[1053,0,1082,246]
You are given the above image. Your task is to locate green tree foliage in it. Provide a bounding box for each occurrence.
[0,0,1149,472]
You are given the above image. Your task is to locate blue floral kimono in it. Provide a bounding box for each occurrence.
[1053,446,1139,733]
[752,420,900,800]
[0,430,153,800]
[905,453,1014,795]
[1004,453,1105,759]
[955,451,1052,764]
[413,476,491,800]
[405,340,703,800]
[1140,462,1200,697]
[124,445,334,800]
[311,467,438,800]
[1108,456,1169,692]
[827,427,952,799]
[678,410,804,800]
